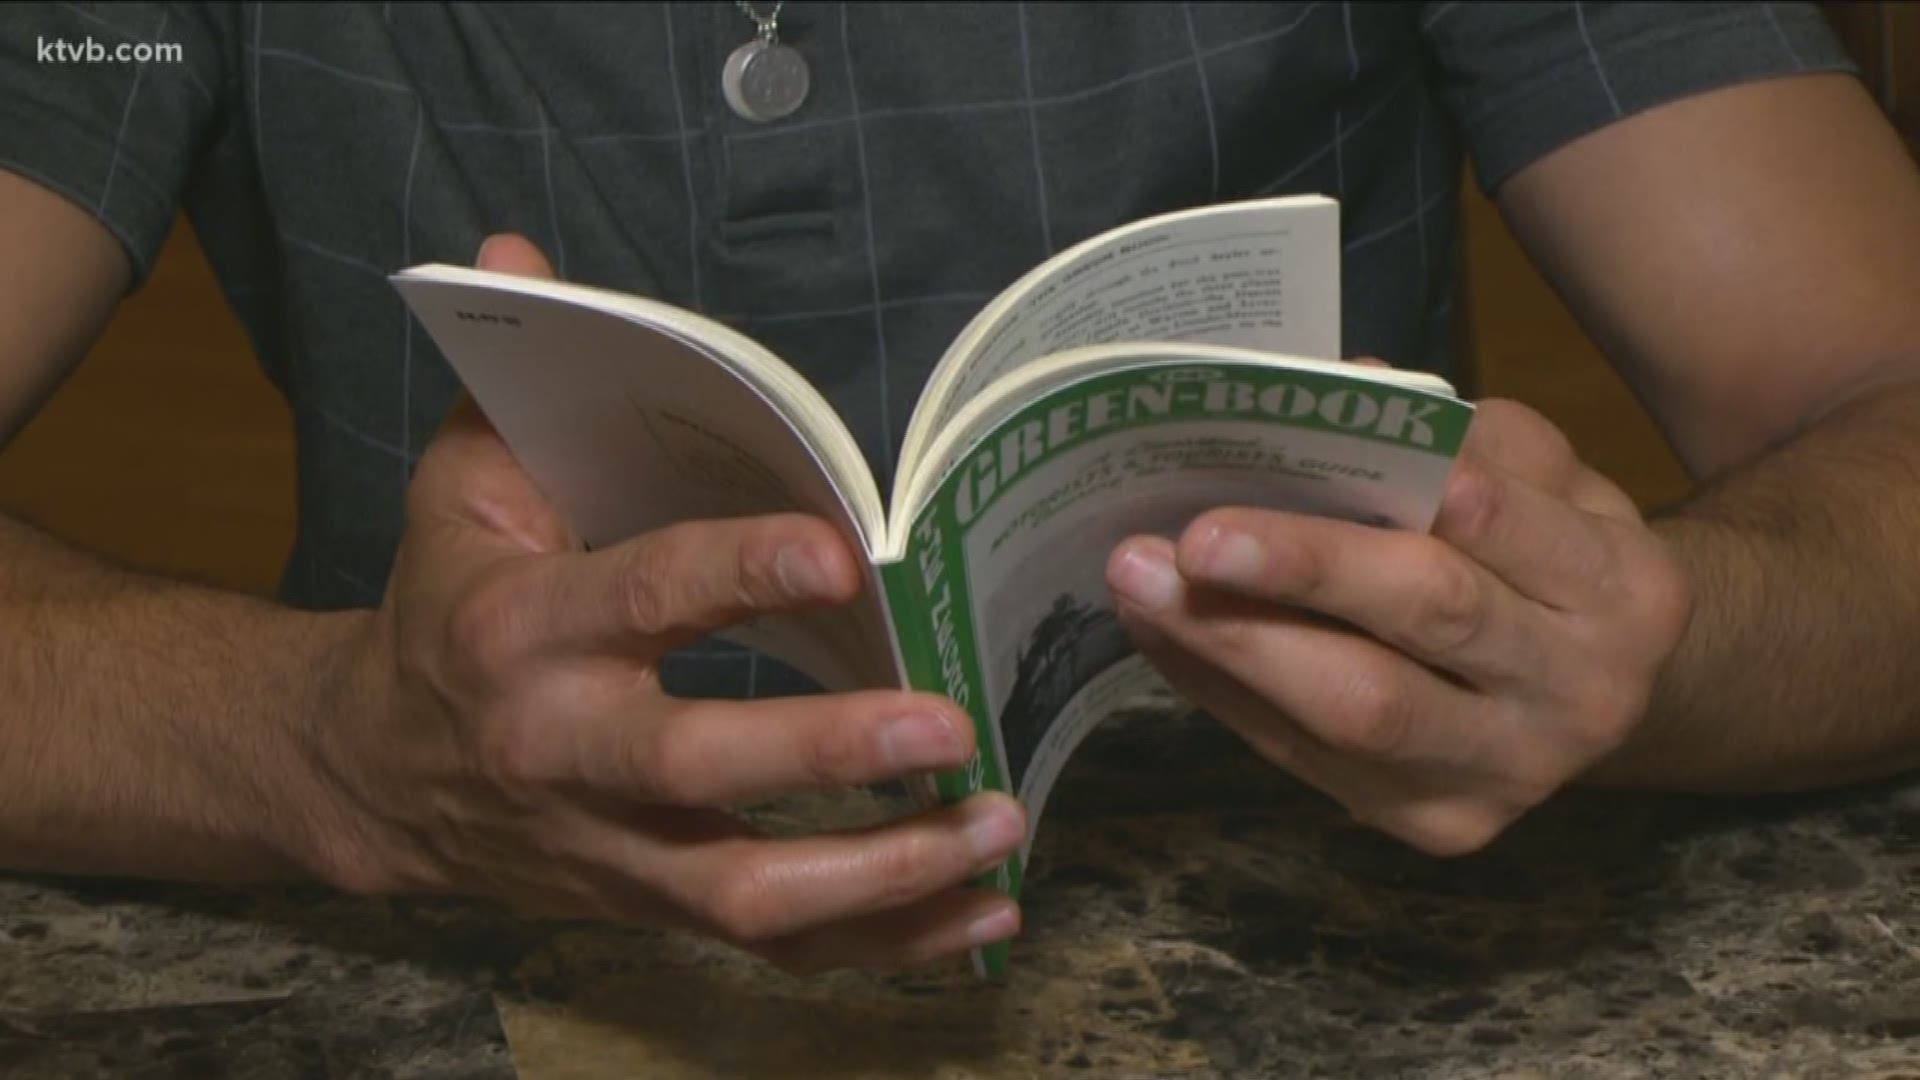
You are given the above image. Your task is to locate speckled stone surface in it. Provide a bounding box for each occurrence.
[7,702,1920,1078]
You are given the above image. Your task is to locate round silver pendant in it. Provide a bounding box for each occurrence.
[722,38,810,123]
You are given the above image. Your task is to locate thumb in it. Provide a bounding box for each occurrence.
[475,233,558,279]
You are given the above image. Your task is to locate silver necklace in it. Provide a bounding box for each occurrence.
[722,1,810,123]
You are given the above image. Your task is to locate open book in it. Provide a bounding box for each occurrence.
[391,195,1474,976]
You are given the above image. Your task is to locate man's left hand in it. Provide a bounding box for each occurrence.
[1106,397,1694,856]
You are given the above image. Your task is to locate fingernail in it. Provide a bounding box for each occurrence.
[880,713,965,771]
[774,545,836,601]
[1111,544,1180,611]
[1197,527,1264,586]
[966,903,1020,947]
[964,798,1025,865]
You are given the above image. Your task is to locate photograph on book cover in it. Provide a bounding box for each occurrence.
[965,419,1334,847]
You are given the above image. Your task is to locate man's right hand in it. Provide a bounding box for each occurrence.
[294,235,1025,974]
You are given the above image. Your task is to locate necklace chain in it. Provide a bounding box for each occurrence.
[735,1,785,43]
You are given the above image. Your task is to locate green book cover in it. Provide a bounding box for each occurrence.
[881,359,1473,978]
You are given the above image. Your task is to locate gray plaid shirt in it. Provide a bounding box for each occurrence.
[0,2,1850,697]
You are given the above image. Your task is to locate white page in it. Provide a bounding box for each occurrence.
[897,196,1341,477]
[393,271,895,691]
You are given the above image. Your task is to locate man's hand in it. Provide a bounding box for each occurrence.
[1106,397,1692,856]
[295,235,1024,973]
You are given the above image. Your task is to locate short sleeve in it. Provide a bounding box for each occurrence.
[1421,2,1860,192]
[0,2,230,286]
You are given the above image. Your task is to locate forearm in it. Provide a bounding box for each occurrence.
[1595,379,1920,793]
[0,511,371,882]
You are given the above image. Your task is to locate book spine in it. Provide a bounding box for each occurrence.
[882,510,1022,979]
[874,558,938,808]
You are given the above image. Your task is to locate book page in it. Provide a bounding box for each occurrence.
[392,268,897,692]
[888,356,1472,977]
[896,196,1339,480]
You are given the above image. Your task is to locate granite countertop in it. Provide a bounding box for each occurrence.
[6,700,1920,1078]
